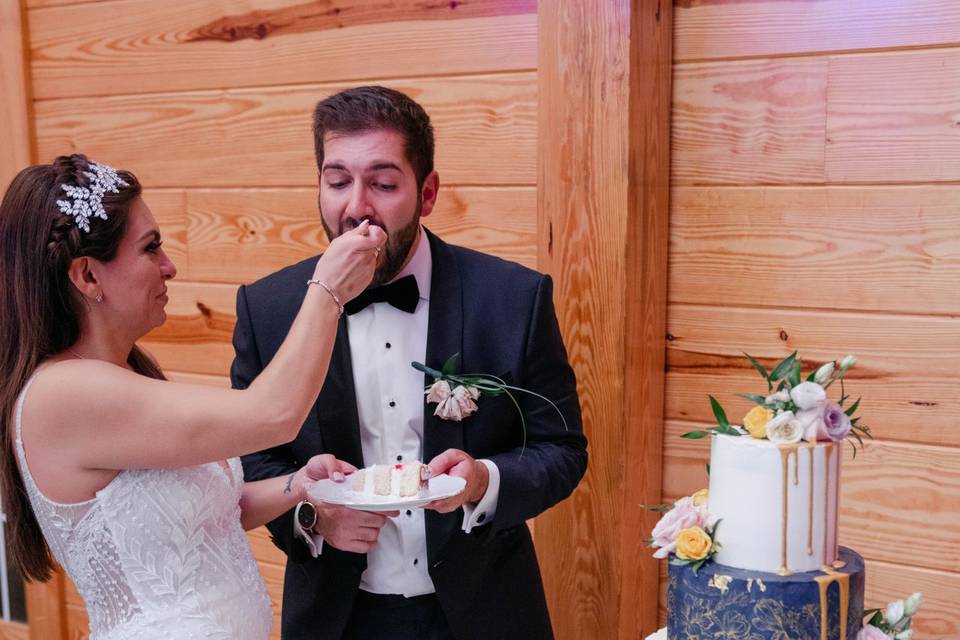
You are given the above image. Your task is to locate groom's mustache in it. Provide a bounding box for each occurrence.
[341,216,384,235]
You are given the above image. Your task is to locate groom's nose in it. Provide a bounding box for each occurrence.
[345,183,373,219]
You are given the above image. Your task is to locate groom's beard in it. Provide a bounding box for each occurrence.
[320,196,422,287]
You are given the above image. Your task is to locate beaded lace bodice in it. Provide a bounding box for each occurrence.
[14,375,272,640]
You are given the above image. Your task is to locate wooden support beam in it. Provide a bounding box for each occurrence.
[537,1,672,637]
[0,0,34,188]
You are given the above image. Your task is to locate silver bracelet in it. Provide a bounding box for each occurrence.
[306,279,344,316]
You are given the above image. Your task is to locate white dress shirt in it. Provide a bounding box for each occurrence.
[298,227,501,597]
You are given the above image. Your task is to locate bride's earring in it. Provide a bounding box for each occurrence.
[95,292,103,303]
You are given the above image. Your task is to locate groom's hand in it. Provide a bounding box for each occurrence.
[314,504,399,553]
[425,449,489,513]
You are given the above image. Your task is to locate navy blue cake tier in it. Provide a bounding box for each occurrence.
[667,546,864,640]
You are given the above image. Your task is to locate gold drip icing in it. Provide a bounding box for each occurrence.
[822,443,834,566]
[833,447,841,561]
[756,578,766,592]
[806,443,815,555]
[832,560,847,569]
[708,574,732,594]
[815,566,850,640]
[778,444,800,576]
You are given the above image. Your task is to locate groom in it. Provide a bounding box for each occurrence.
[232,86,587,640]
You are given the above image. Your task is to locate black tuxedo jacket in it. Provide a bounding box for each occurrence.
[231,229,587,640]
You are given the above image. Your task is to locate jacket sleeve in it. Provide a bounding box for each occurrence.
[486,274,588,533]
[232,284,313,563]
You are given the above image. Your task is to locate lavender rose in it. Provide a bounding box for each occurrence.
[822,403,852,442]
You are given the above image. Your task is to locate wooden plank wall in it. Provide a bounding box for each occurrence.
[21,1,538,637]
[664,2,960,638]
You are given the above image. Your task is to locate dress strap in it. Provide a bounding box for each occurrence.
[14,372,43,493]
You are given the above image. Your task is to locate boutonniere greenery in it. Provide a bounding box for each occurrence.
[412,354,568,453]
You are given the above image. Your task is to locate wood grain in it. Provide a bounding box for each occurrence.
[24,575,65,640]
[0,621,29,640]
[539,1,672,638]
[537,1,629,639]
[672,58,827,185]
[34,73,536,188]
[663,421,960,574]
[141,281,239,376]
[826,49,960,183]
[28,0,536,99]
[669,186,960,315]
[674,0,960,62]
[181,186,535,284]
[618,0,672,637]
[664,303,960,445]
[0,0,34,191]
[867,559,960,638]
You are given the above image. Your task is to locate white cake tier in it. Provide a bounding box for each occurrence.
[708,434,842,575]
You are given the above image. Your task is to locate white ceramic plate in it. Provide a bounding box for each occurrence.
[307,473,466,512]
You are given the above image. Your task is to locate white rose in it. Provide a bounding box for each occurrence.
[795,406,825,442]
[885,600,905,626]
[814,362,835,385]
[766,411,803,444]
[425,379,452,403]
[451,385,480,416]
[790,381,826,410]
[904,592,922,616]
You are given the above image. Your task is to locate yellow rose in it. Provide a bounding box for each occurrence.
[675,526,713,561]
[743,406,773,439]
[691,488,708,507]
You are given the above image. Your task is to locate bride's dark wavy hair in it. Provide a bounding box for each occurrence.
[0,154,165,582]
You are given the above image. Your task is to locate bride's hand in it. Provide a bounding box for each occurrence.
[311,220,386,304]
[292,454,356,502]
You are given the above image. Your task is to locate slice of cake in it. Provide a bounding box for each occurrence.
[350,462,430,498]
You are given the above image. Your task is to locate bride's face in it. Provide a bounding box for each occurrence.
[93,198,177,336]
[318,128,438,285]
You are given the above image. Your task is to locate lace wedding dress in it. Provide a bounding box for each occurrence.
[14,376,273,639]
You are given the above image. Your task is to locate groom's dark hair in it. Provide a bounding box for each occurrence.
[312,86,435,189]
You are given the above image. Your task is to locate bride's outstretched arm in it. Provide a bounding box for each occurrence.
[238,454,356,531]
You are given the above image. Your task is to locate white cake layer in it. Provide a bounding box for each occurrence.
[353,464,424,497]
[708,434,841,574]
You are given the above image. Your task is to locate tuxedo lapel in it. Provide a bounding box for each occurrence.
[422,230,466,560]
[422,230,465,460]
[314,316,364,468]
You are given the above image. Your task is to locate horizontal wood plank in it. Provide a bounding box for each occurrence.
[664,303,960,445]
[0,621,28,640]
[28,0,536,99]
[182,186,536,283]
[669,186,960,314]
[674,0,960,61]
[662,421,960,575]
[672,58,827,185]
[34,73,537,188]
[826,49,960,183]
[142,281,239,376]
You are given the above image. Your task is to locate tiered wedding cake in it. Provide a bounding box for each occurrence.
[652,353,870,640]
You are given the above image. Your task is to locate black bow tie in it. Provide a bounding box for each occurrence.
[344,275,420,315]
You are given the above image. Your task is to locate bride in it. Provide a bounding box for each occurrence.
[0,154,385,638]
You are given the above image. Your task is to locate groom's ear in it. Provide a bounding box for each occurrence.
[419,171,440,219]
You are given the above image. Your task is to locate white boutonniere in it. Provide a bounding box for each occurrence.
[412,354,568,454]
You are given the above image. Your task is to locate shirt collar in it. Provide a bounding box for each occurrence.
[387,225,431,302]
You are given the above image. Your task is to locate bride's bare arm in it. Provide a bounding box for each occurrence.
[238,454,356,531]
[23,224,385,471]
